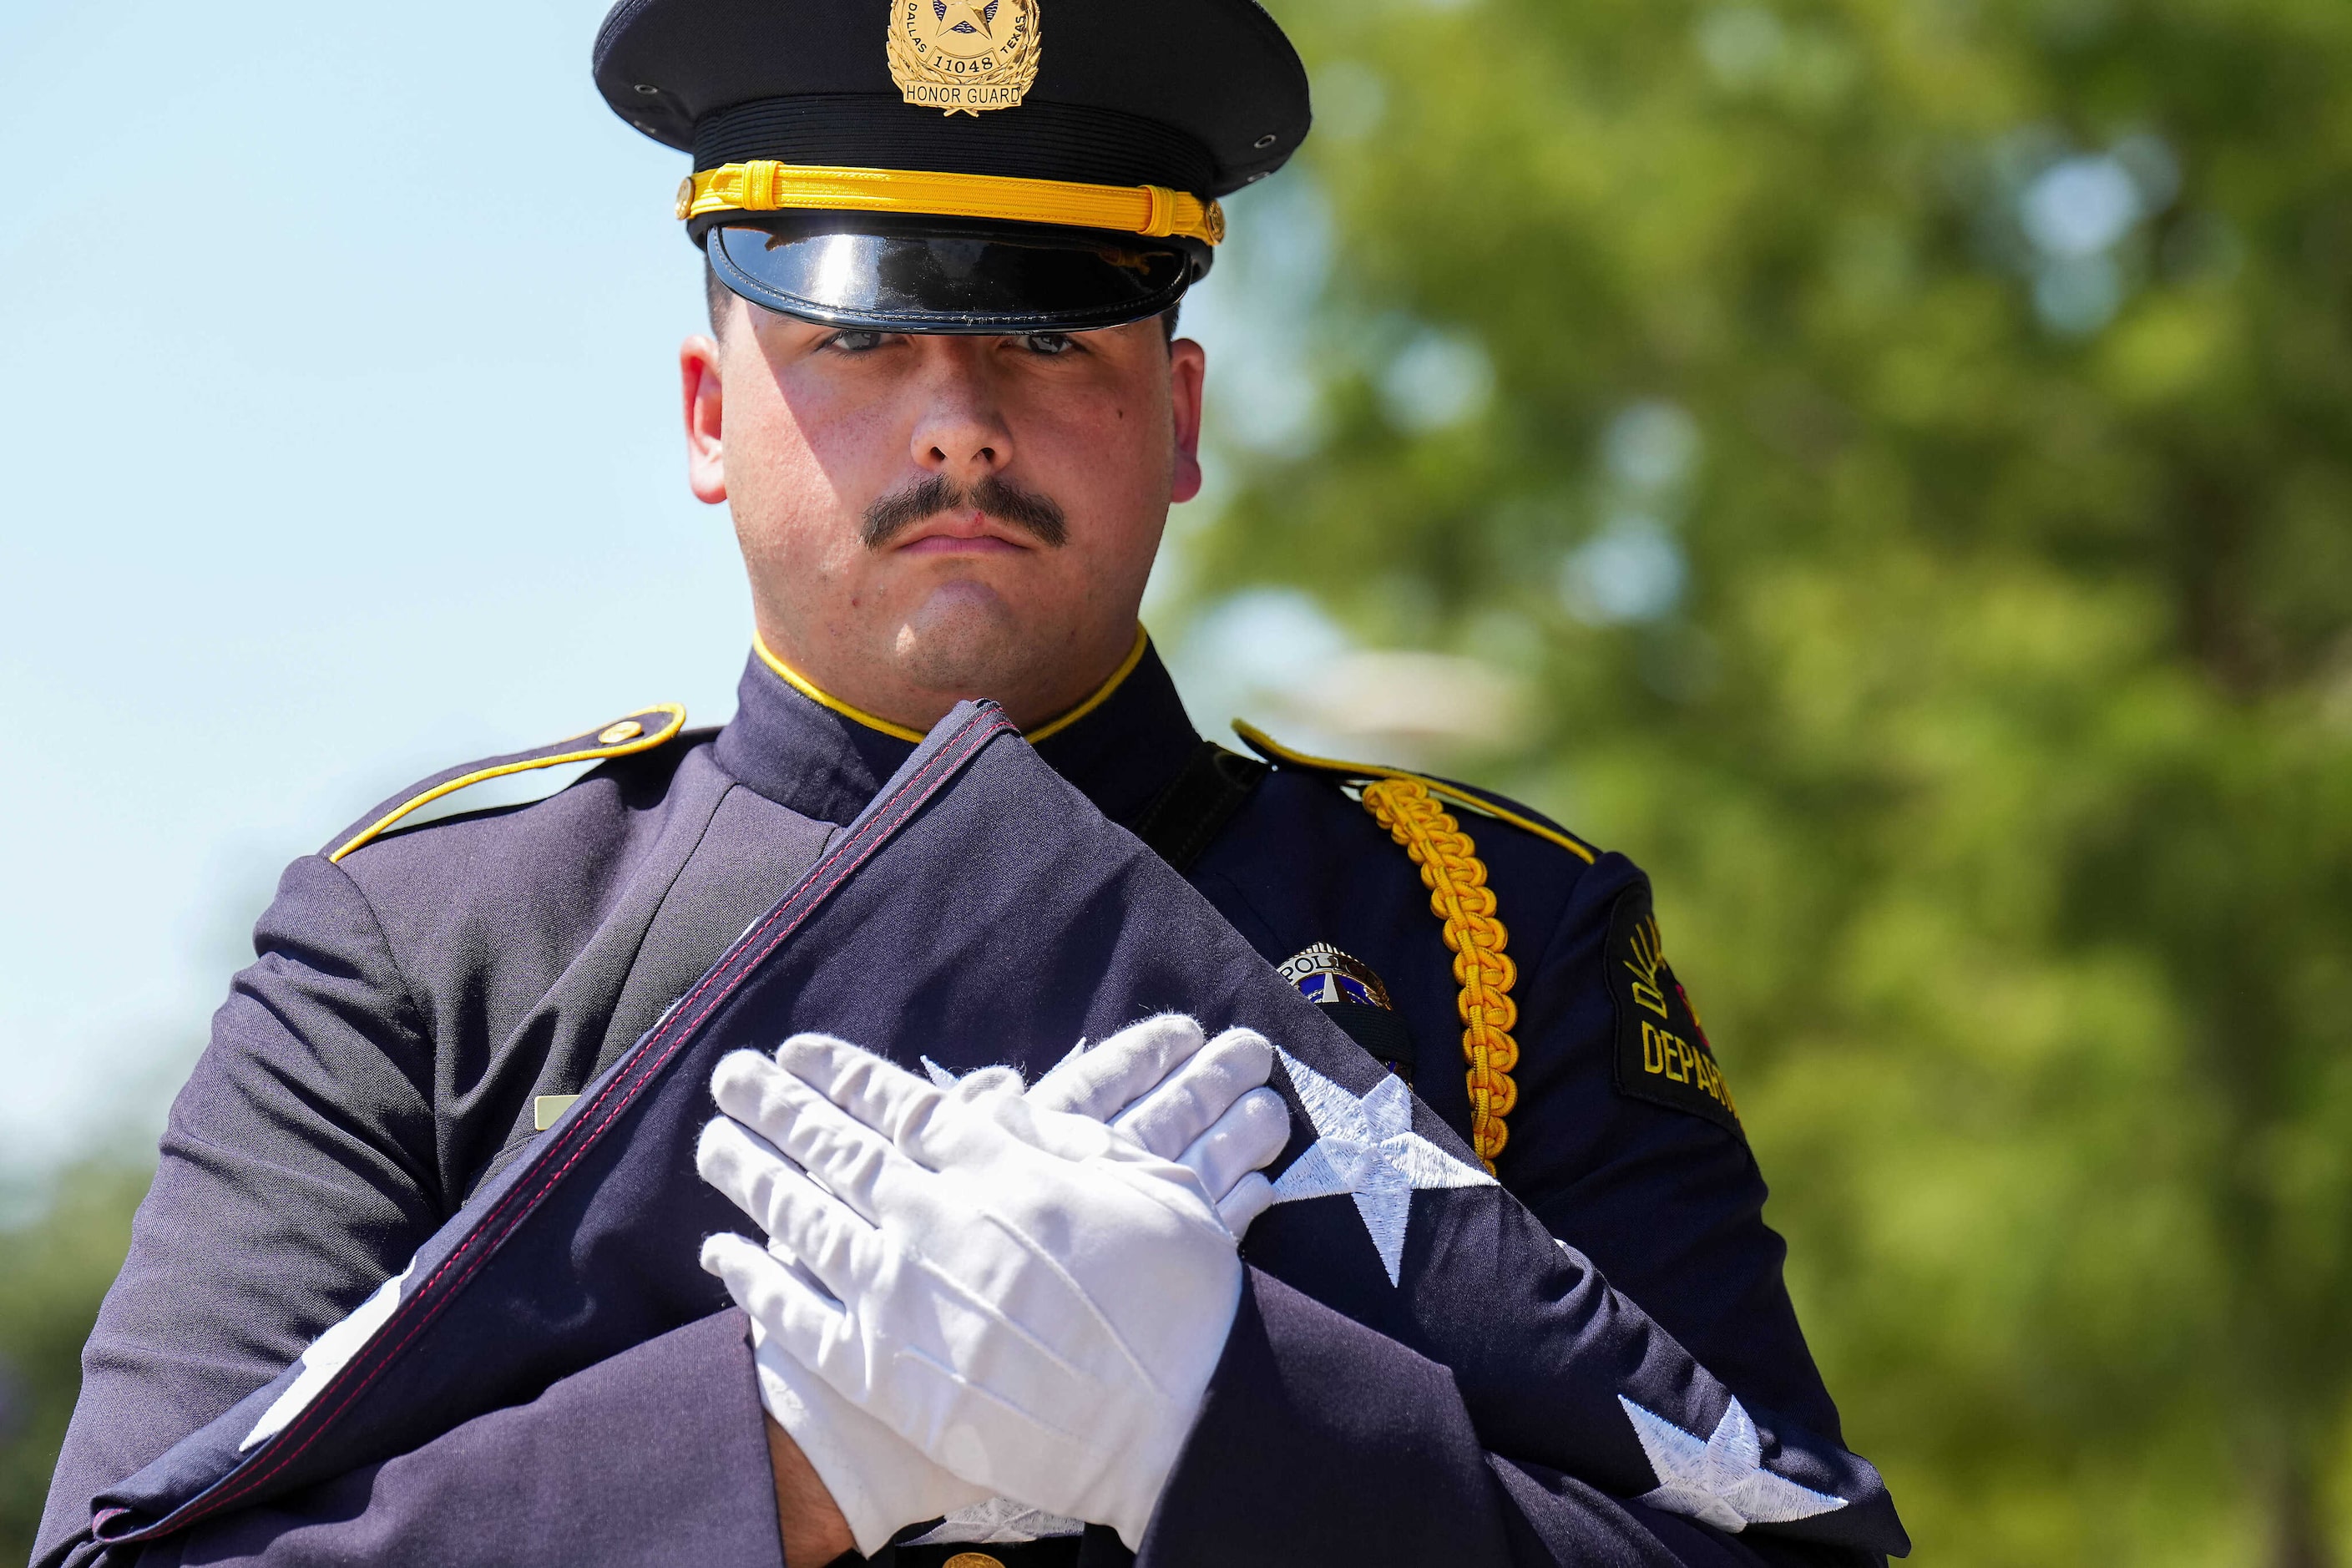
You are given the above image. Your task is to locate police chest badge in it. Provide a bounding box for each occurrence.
[1280,942,1417,1083]
[887,0,1040,116]
[1605,884,1743,1139]
[1278,941,1393,1009]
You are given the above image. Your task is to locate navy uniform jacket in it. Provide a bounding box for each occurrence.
[38,641,1880,1568]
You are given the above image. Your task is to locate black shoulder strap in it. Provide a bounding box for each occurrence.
[1123,741,1271,873]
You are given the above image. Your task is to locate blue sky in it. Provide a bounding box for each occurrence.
[0,0,1325,1177]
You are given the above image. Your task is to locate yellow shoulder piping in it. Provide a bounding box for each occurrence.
[1231,721,1598,865]
[327,704,689,863]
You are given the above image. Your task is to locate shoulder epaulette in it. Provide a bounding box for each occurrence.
[1235,721,1602,1171]
[1232,721,1598,865]
[326,704,689,863]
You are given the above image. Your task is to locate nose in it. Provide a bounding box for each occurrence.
[908,339,1014,483]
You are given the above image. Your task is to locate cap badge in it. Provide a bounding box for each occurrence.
[887,0,1041,118]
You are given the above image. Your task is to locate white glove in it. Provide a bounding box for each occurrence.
[699,1031,1247,1549]
[743,1307,994,1555]
[705,1015,1292,1554]
[1025,1014,1290,1234]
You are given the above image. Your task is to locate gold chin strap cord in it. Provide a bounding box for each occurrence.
[677,160,1226,245]
[1360,778,1520,1171]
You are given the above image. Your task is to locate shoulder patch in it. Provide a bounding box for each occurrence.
[326,703,688,863]
[1604,883,1743,1140]
[1232,720,1598,864]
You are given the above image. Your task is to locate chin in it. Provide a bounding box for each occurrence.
[891,586,1039,698]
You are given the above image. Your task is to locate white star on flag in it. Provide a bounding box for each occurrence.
[1617,1394,1848,1533]
[905,1496,1083,1545]
[1269,1048,1495,1284]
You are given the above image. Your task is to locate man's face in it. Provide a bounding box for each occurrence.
[682,295,1206,731]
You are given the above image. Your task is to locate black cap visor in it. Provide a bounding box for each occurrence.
[703,213,1206,334]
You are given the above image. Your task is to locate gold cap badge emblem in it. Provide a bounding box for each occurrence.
[887,0,1040,117]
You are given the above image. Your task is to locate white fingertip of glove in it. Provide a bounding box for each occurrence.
[952,1064,1026,1101]
[695,1111,898,1282]
[1216,1171,1275,1235]
[1107,1026,1274,1163]
[736,1034,1244,1549]
[1174,1085,1292,1235]
[701,1232,992,1556]
[710,1046,832,1161]
[1024,1013,1207,1123]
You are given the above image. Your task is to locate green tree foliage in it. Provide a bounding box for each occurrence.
[1186,0,2352,1560]
[0,1164,154,1562]
[8,3,2349,1561]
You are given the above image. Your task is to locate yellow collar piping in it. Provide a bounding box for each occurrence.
[754,625,1151,747]
[1027,625,1150,742]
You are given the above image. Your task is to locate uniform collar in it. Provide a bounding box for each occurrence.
[714,626,1203,828]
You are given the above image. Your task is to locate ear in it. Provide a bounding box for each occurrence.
[681,331,727,504]
[1167,336,1206,504]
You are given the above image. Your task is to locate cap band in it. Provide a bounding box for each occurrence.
[678,160,1225,245]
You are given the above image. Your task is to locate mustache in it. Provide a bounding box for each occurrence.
[860,473,1069,550]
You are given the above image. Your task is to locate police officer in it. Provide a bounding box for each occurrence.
[36,0,1905,1564]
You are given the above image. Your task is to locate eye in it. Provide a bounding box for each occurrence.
[1016,331,1077,357]
[824,329,890,354]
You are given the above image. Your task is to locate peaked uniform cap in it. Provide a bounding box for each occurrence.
[594,0,1313,331]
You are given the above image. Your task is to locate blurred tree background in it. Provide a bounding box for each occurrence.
[1,1169,154,1557]
[1174,0,2352,1560]
[8,0,2352,1560]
